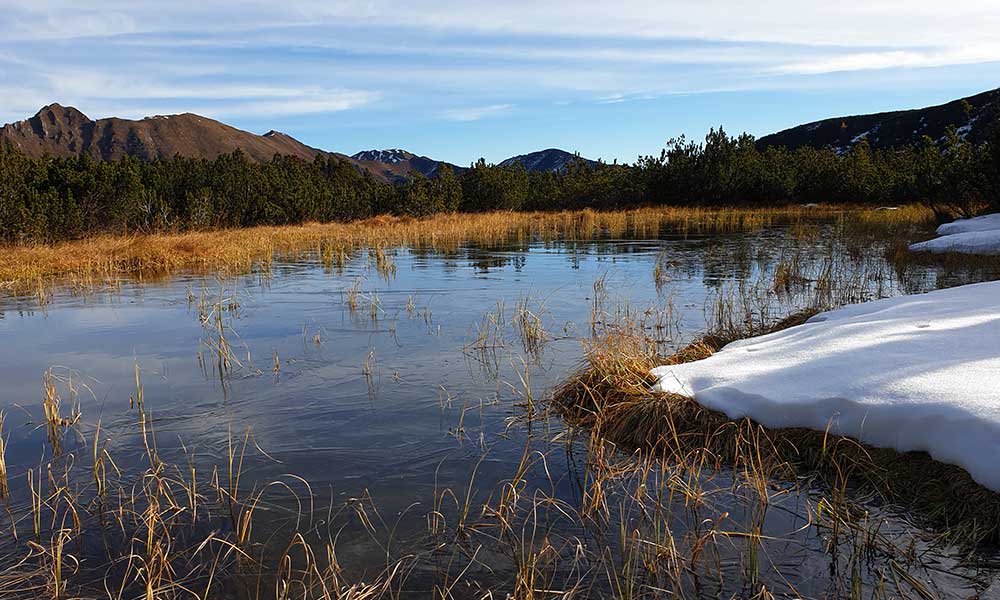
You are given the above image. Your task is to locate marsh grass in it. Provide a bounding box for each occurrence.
[0,371,405,600]
[552,294,1000,549]
[512,294,550,360]
[0,201,991,598]
[0,205,882,295]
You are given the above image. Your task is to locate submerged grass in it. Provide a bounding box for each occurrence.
[0,204,908,294]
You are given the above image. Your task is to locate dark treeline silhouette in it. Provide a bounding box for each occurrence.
[1,125,997,243]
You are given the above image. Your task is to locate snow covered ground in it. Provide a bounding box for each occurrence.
[936,213,1000,235]
[651,281,1000,490]
[909,213,1000,255]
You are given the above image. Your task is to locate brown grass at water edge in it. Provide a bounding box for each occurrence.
[0,204,928,294]
[553,309,1000,545]
[837,203,937,236]
[889,239,1000,273]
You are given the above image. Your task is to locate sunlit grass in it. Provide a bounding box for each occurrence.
[0,204,899,294]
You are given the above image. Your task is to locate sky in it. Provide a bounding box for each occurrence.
[1,1,999,165]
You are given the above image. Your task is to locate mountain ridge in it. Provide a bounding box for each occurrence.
[0,105,594,182]
[499,148,598,172]
[9,90,996,183]
[348,148,464,182]
[758,88,1000,152]
[0,103,338,164]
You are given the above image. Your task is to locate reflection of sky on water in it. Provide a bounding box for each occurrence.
[0,227,994,596]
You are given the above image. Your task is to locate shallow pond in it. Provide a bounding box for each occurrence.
[1,224,998,598]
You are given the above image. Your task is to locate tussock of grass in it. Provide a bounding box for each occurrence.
[553,308,1000,544]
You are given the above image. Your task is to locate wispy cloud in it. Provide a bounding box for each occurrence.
[0,1,997,161]
[441,104,514,122]
[774,44,1000,75]
[208,93,379,118]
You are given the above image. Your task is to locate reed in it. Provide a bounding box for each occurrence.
[0,205,875,295]
[0,372,405,599]
[512,294,549,359]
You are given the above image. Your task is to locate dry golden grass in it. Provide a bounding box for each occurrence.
[0,205,877,293]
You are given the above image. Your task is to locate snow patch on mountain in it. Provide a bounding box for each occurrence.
[351,149,413,164]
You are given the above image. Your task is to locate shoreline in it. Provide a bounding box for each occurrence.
[0,204,931,295]
[553,302,1000,543]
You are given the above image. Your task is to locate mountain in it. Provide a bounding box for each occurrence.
[351,148,598,180]
[349,149,462,182]
[758,88,1000,153]
[1,104,597,182]
[499,148,597,172]
[0,103,333,163]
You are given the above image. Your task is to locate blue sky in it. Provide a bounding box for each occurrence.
[1,1,999,164]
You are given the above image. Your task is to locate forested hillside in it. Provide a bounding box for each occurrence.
[3,123,997,243]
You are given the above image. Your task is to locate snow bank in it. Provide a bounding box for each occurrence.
[909,230,1000,255]
[936,213,1000,236]
[651,282,1000,490]
[908,213,1000,255]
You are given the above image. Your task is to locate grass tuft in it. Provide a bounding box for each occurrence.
[553,307,1000,545]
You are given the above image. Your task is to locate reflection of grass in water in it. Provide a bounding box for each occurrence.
[370,245,397,283]
[441,229,994,595]
[2,206,996,597]
[3,204,923,295]
[541,235,999,594]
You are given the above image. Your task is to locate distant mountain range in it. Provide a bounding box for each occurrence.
[0,104,597,183]
[5,89,998,181]
[758,88,1000,153]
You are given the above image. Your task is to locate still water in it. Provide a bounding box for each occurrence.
[1,225,997,598]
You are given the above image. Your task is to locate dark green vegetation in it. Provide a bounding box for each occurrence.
[2,117,999,244]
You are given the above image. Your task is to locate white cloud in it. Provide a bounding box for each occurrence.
[775,44,1000,75]
[0,0,998,130]
[206,93,379,118]
[441,104,514,122]
[4,1,1000,50]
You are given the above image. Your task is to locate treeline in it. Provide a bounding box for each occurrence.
[1,124,998,243]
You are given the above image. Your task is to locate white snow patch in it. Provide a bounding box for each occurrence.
[851,123,880,144]
[909,231,1000,255]
[936,213,1000,236]
[651,282,1000,489]
[907,213,1000,255]
[352,149,411,164]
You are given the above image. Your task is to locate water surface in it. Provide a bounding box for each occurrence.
[1,224,997,598]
